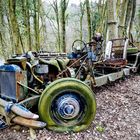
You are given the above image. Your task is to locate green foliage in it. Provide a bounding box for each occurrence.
[96,125,105,133]
[0,0,138,57]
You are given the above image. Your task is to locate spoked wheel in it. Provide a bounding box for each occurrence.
[38,78,96,132]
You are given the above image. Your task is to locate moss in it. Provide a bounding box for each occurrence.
[127,47,138,54]
[38,78,96,132]
[96,125,105,133]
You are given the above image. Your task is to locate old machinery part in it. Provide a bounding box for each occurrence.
[38,78,96,132]
[57,54,87,78]
[53,94,80,120]
[34,64,49,74]
[12,116,46,129]
[0,64,27,102]
[0,98,39,119]
[72,39,87,53]
[67,67,76,78]
[0,118,8,130]
[26,62,44,84]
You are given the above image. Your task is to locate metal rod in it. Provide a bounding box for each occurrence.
[75,56,88,78]
[17,81,40,94]
[19,95,40,105]
[57,54,88,77]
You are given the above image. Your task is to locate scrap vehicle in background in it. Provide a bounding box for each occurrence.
[0,34,140,132]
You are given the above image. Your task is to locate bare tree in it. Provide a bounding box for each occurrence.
[8,0,23,54]
[79,0,85,41]
[51,0,61,52]
[26,0,32,51]
[33,0,40,51]
[125,0,136,38]
[118,0,128,38]
[60,0,69,52]
[106,0,118,41]
[85,0,91,41]
[0,0,7,58]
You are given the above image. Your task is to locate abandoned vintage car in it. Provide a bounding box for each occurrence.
[0,36,140,132]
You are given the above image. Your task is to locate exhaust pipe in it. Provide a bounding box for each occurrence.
[12,116,46,129]
[0,98,39,119]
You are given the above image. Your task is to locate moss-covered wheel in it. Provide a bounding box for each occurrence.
[38,78,96,132]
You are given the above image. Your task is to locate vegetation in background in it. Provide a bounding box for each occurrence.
[0,0,139,59]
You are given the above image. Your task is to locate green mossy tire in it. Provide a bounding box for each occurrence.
[38,78,96,132]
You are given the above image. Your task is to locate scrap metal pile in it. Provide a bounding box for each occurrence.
[0,34,140,132]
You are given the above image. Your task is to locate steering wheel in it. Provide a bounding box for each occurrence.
[72,39,87,53]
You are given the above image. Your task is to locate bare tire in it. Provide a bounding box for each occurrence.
[38,78,96,132]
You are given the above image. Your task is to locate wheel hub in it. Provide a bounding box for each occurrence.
[57,95,80,119]
[64,104,74,115]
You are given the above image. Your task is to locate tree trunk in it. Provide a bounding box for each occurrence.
[21,0,27,50]
[118,0,128,38]
[33,0,40,51]
[5,7,14,54]
[0,0,6,58]
[52,0,61,52]
[0,0,7,59]
[0,32,6,59]
[60,0,68,52]
[26,0,32,51]
[79,1,85,41]
[106,0,118,41]
[8,0,22,54]
[127,0,136,38]
[21,0,31,51]
[85,0,91,42]
[94,0,106,34]
[125,0,135,38]
[40,2,48,51]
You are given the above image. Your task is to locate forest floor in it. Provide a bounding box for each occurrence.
[0,75,140,140]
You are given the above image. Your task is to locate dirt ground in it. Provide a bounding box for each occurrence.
[0,75,140,140]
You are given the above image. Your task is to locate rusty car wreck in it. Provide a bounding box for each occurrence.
[0,35,140,132]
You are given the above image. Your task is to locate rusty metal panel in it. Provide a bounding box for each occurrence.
[0,71,16,101]
[0,71,27,102]
[16,71,27,101]
[95,75,108,87]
